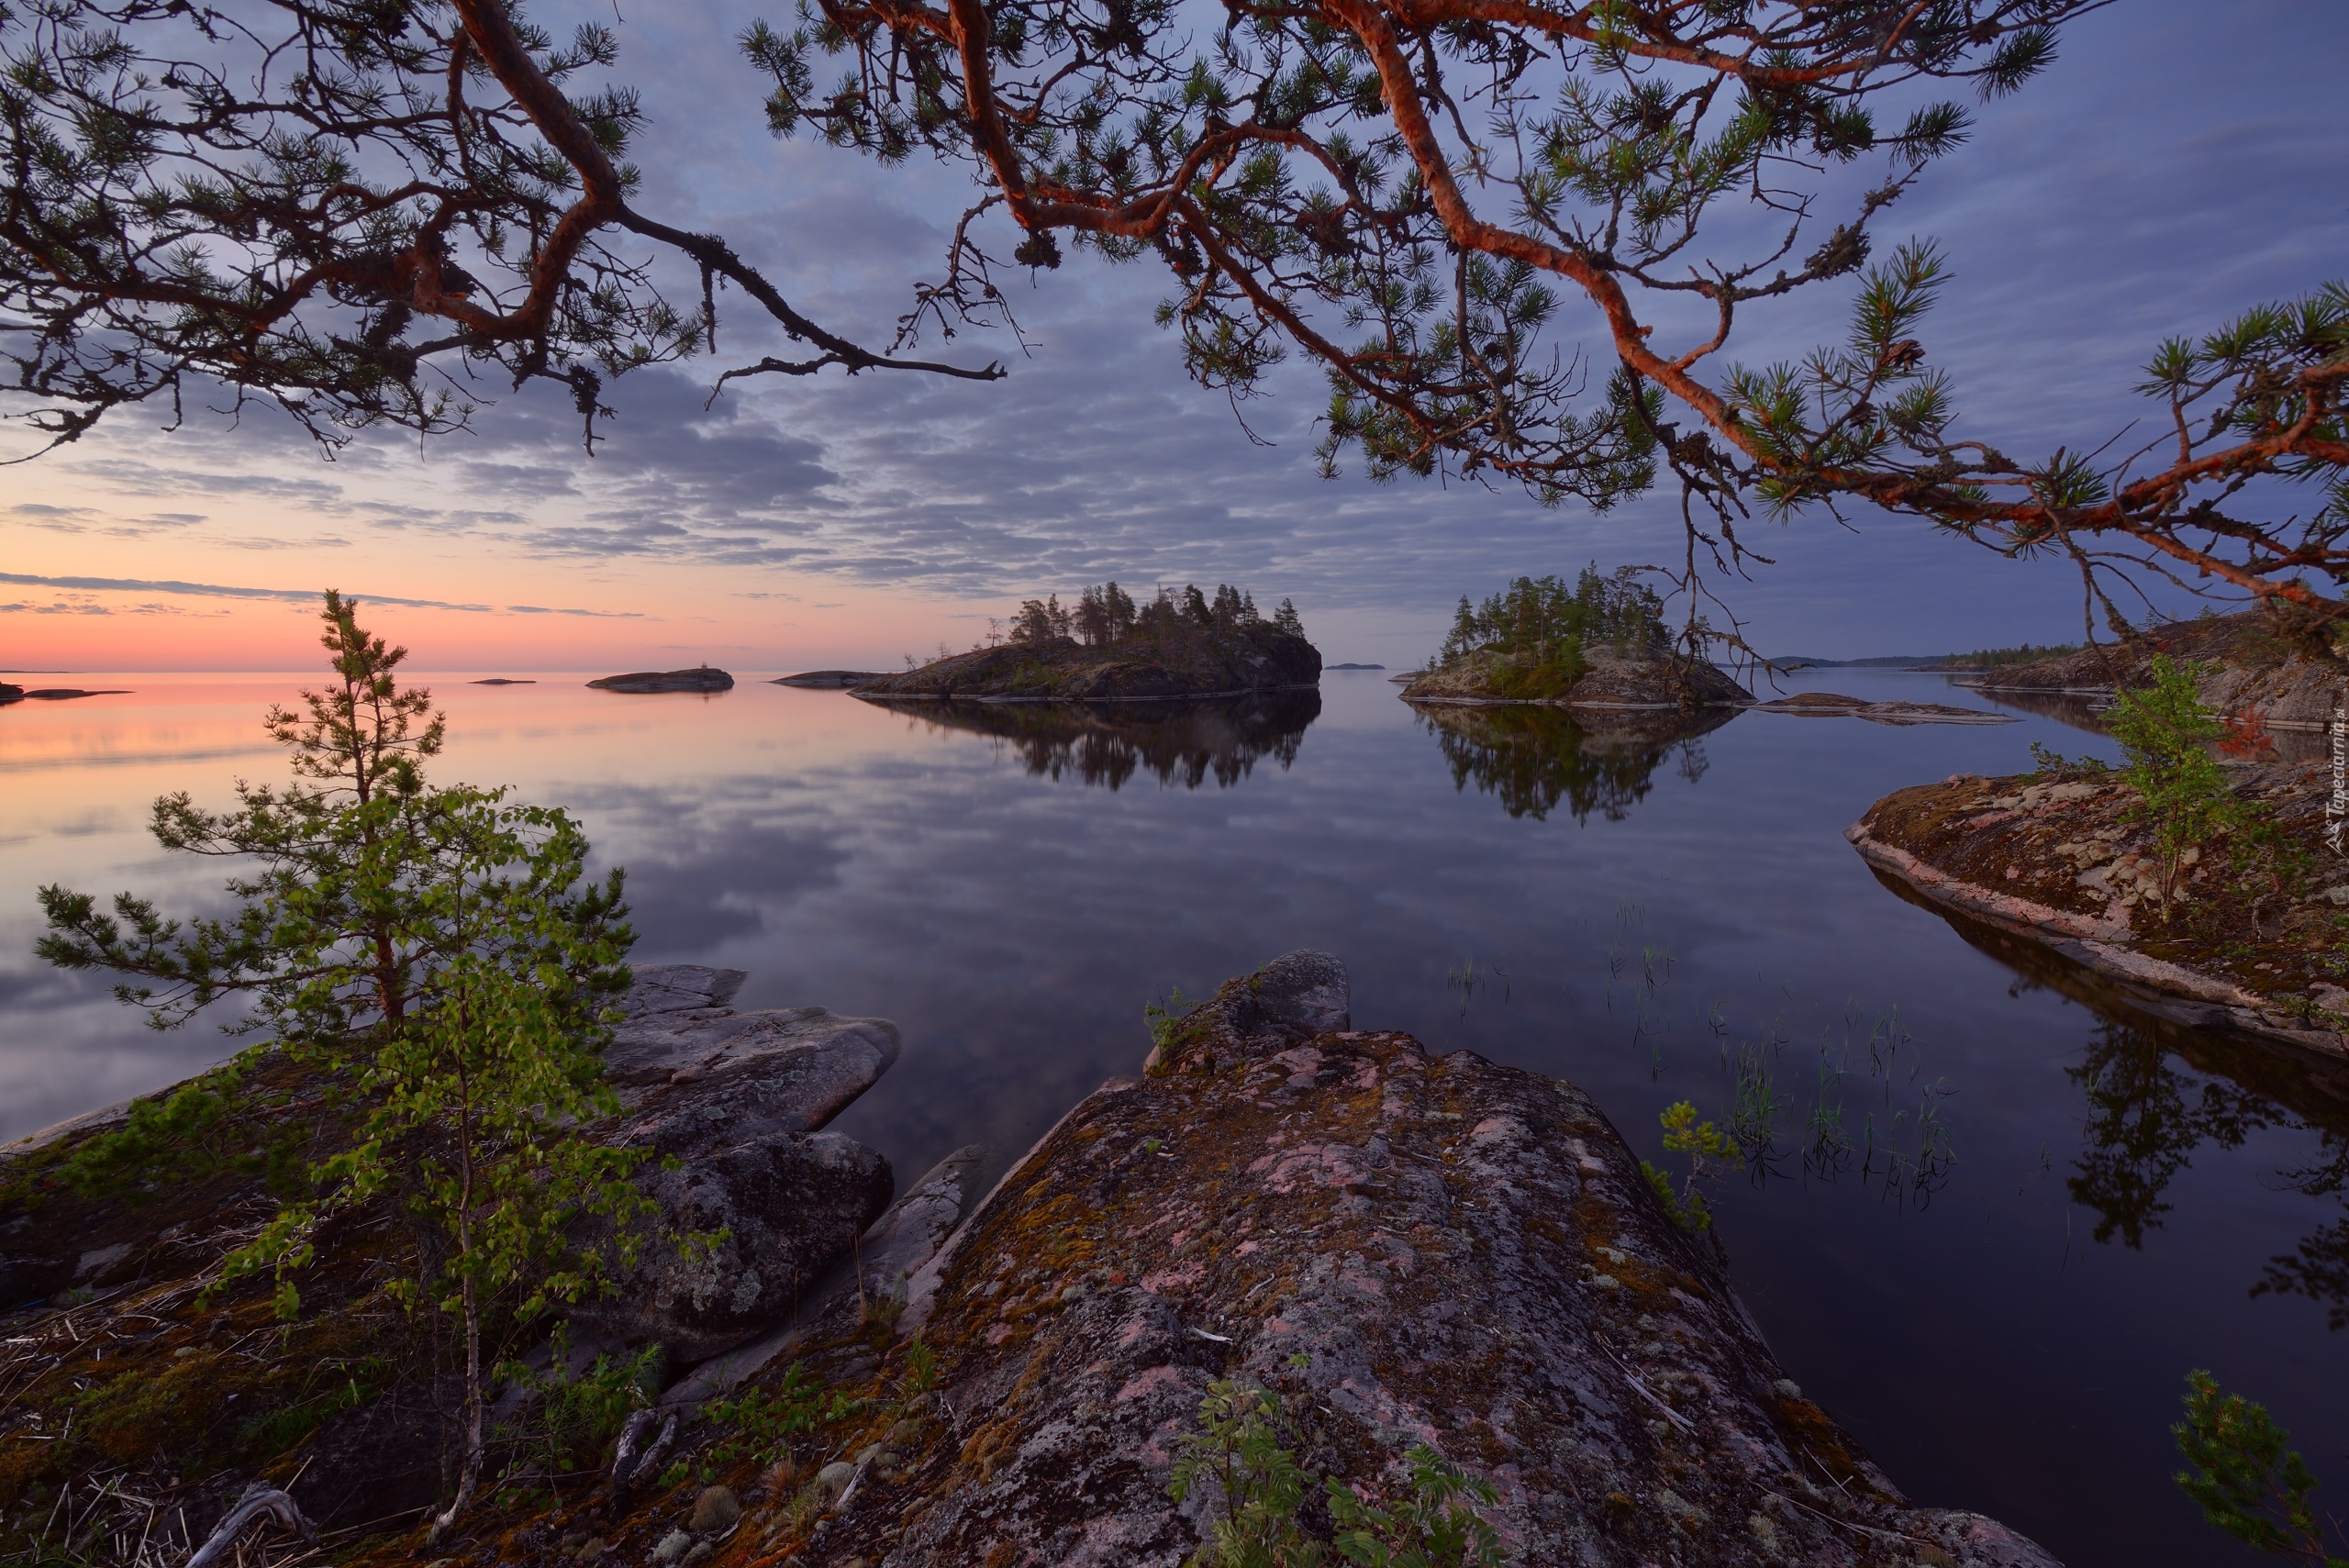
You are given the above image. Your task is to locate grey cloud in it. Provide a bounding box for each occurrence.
[0,573,640,618]
[16,0,2338,658]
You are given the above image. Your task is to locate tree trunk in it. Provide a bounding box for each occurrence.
[428,1272,485,1545]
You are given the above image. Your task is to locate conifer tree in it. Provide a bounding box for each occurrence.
[37,593,648,1540]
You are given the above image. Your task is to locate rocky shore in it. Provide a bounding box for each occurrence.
[1953,610,2341,736]
[1,956,2060,1567]
[1851,762,2347,1057]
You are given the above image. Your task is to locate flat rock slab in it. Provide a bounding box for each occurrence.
[827,954,2055,1568]
[1753,694,2017,725]
[607,963,902,1145]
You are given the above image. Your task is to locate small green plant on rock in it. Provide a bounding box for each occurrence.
[1641,1101,1741,1235]
[2107,654,2253,920]
[496,1330,662,1497]
[2174,1370,2346,1565]
[1172,1378,1507,1567]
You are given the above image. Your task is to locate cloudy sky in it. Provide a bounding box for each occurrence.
[4,0,2343,673]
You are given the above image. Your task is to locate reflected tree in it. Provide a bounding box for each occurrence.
[1416,704,1726,822]
[2254,1133,2349,1332]
[2065,1022,2272,1249]
[876,690,1319,790]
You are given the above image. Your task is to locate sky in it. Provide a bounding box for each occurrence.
[2,0,2344,673]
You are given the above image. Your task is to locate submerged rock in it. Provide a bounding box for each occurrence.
[1751,692,2017,725]
[806,953,2060,1568]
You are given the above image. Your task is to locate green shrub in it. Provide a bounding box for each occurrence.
[2174,1370,2346,1564]
[1172,1377,1506,1567]
[2107,655,2253,920]
[1639,1101,1741,1235]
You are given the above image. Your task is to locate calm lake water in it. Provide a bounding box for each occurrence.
[6,667,2344,1566]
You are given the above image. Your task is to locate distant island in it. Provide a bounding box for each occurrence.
[471,677,537,685]
[586,667,735,694]
[1402,570,1747,709]
[773,671,887,688]
[852,584,1318,702]
[0,685,131,703]
[1325,662,1385,670]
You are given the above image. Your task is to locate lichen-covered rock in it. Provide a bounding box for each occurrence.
[825,955,2057,1568]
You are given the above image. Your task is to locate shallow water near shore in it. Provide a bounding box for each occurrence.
[5,667,2344,1567]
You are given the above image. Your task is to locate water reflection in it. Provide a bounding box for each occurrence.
[1877,886,2349,1328]
[1411,702,1733,821]
[857,689,1319,790]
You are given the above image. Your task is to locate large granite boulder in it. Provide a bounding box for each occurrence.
[561,965,907,1361]
[786,953,2062,1568]
[569,1129,894,1362]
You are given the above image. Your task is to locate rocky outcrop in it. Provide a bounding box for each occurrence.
[1851,764,2347,1056]
[588,668,736,693]
[1750,692,2017,725]
[772,953,2057,1568]
[853,623,1319,703]
[1403,642,1750,708]
[1955,609,2343,734]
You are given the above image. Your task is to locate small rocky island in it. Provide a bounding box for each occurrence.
[853,583,1319,702]
[0,954,2059,1567]
[1401,571,1749,710]
[588,668,735,693]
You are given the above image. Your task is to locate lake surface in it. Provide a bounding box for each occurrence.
[5,667,2344,1567]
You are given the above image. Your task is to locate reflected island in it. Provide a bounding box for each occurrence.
[862,689,1321,790]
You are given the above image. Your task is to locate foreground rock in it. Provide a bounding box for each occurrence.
[1403,642,1750,708]
[1751,692,2017,725]
[1954,608,2342,741]
[0,964,920,1551]
[1852,764,2346,1056]
[854,621,1318,702]
[764,952,2055,1568]
[588,667,735,693]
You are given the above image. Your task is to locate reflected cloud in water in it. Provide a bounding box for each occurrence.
[1411,701,1731,822]
[858,689,1319,791]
